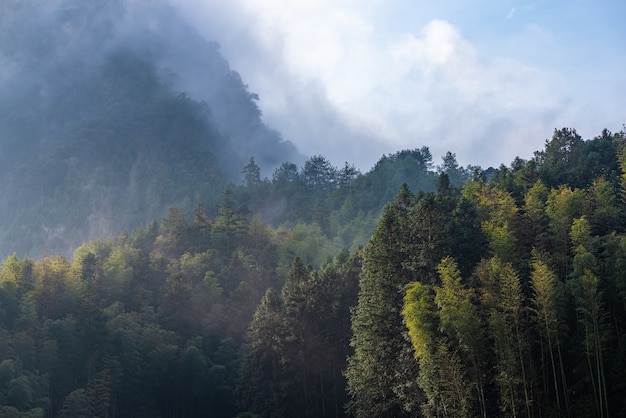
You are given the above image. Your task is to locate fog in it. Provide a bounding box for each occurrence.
[0,0,623,257]
[0,0,303,257]
[170,0,626,171]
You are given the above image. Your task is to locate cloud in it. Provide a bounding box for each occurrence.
[170,0,618,170]
[506,7,516,20]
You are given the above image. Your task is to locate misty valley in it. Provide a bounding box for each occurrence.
[1,1,626,417]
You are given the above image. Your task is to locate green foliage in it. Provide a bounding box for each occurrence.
[404,281,472,418]
[535,128,620,189]
[346,198,422,418]
[438,151,472,187]
[403,282,438,360]
[1,20,625,416]
[350,129,626,418]
[464,181,519,263]
[240,254,359,417]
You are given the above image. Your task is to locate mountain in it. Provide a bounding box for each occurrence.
[0,0,302,257]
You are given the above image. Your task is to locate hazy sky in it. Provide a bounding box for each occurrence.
[171,0,625,171]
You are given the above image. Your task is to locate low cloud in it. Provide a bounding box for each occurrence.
[167,1,625,170]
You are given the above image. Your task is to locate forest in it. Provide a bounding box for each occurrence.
[0,127,625,417]
[1,1,626,417]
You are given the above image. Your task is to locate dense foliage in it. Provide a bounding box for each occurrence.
[347,127,626,418]
[0,126,625,417]
[0,0,300,257]
[0,192,357,417]
[1,3,625,418]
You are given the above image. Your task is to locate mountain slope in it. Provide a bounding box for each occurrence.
[0,0,301,257]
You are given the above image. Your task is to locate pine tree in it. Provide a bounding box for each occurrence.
[346,187,421,418]
[239,289,286,417]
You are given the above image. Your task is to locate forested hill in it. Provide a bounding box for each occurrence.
[2,1,626,416]
[0,0,301,257]
[0,127,624,417]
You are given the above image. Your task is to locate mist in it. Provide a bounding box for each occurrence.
[0,0,303,257]
[1,0,623,257]
[170,0,625,171]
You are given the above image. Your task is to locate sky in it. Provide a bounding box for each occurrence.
[170,0,626,171]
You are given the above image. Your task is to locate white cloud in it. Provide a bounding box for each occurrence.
[170,0,618,170]
[506,7,516,20]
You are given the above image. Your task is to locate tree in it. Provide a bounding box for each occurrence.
[346,190,421,418]
[156,207,192,259]
[403,273,475,418]
[521,180,550,253]
[337,162,360,188]
[239,288,287,418]
[212,190,249,257]
[32,255,74,320]
[301,155,337,191]
[570,269,609,417]
[569,216,609,417]
[406,193,453,284]
[464,181,519,263]
[243,157,262,187]
[239,253,359,418]
[536,127,584,187]
[0,254,34,298]
[529,253,570,416]
[545,186,585,278]
[477,257,532,417]
[272,162,300,186]
[438,151,469,187]
[59,389,90,418]
[585,176,621,236]
[435,257,487,417]
[436,173,451,195]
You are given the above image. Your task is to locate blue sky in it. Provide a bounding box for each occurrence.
[173,0,626,171]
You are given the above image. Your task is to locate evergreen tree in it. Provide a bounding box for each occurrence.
[243,157,262,187]
[346,187,421,418]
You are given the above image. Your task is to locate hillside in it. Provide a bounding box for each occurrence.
[0,1,625,418]
[0,0,301,257]
[0,128,624,418]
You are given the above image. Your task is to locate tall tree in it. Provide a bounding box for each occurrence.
[477,257,533,417]
[346,187,421,418]
[545,186,585,278]
[536,127,584,187]
[439,151,469,187]
[584,176,621,236]
[435,257,487,417]
[529,253,570,416]
[404,281,456,416]
[212,190,249,257]
[569,216,609,417]
[464,181,519,263]
[301,155,338,192]
[242,157,262,187]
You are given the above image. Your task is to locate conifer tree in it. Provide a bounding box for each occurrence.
[239,289,286,418]
[346,186,421,418]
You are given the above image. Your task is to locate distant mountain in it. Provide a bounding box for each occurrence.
[0,0,302,257]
